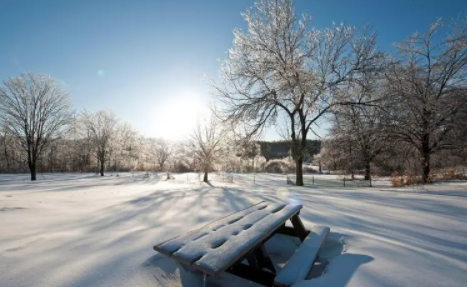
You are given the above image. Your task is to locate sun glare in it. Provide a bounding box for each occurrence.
[156,89,209,139]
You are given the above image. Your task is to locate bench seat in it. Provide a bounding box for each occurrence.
[274,225,330,287]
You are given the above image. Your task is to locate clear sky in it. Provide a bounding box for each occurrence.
[1,0,466,140]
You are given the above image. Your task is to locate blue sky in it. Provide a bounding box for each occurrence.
[1,0,466,140]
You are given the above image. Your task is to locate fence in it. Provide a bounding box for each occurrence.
[170,172,234,183]
[287,175,373,187]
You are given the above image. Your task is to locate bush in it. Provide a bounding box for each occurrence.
[264,159,295,174]
[173,161,193,173]
[303,165,318,174]
[437,168,466,181]
[391,171,427,187]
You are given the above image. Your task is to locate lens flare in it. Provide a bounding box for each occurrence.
[97,69,106,77]
[276,187,290,201]
[288,192,302,205]
[276,187,302,205]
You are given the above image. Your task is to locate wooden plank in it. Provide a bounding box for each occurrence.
[153,201,302,276]
[153,201,268,257]
[273,226,330,287]
[154,201,266,251]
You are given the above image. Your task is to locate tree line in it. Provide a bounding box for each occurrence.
[1,0,466,185]
[0,79,176,180]
[0,82,293,181]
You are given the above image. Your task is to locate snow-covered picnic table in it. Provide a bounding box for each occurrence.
[154,200,330,286]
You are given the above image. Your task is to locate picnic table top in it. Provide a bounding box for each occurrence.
[154,200,302,276]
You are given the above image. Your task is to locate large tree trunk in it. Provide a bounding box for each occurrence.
[422,152,431,183]
[364,161,371,180]
[30,163,36,181]
[421,133,431,183]
[349,143,355,180]
[28,149,37,181]
[294,123,308,187]
[295,157,304,186]
[100,158,105,176]
[203,170,208,182]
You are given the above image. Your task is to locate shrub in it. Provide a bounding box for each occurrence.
[438,169,466,180]
[264,159,295,174]
[173,161,193,173]
[391,170,427,187]
[303,165,318,174]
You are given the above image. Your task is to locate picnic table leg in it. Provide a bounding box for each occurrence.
[290,213,308,242]
[246,253,258,268]
[227,263,275,287]
[253,244,276,273]
[226,242,277,286]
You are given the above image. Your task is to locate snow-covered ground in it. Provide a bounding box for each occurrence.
[1,172,466,287]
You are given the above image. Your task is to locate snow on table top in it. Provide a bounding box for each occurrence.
[154,200,302,275]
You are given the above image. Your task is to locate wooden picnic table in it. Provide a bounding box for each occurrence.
[154,200,312,286]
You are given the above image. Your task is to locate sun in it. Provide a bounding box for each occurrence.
[156,89,209,139]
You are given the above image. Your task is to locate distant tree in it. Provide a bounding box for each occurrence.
[67,116,92,172]
[319,133,360,176]
[451,102,467,167]
[187,117,225,182]
[385,17,467,182]
[0,128,14,172]
[235,139,260,172]
[213,0,384,185]
[331,75,389,180]
[149,138,171,171]
[0,73,72,180]
[111,123,140,172]
[80,110,118,176]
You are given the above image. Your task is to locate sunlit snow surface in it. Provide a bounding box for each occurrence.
[1,172,467,287]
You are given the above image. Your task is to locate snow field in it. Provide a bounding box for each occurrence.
[1,172,466,287]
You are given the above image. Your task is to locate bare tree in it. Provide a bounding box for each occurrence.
[0,127,14,172]
[212,0,384,185]
[331,75,389,180]
[385,17,467,182]
[453,104,467,166]
[0,73,72,180]
[80,110,118,176]
[148,138,171,171]
[112,123,139,173]
[187,117,225,182]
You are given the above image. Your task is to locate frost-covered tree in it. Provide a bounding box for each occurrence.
[454,106,467,165]
[187,117,225,182]
[0,73,72,180]
[80,110,118,176]
[235,139,260,172]
[213,0,384,185]
[148,138,171,171]
[331,75,389,180]
[385,17,467,182]
[112,123,140,172]
[0,128,15,172]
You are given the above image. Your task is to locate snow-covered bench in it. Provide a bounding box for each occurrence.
[274,226,330,287]
[153,200,330,286]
